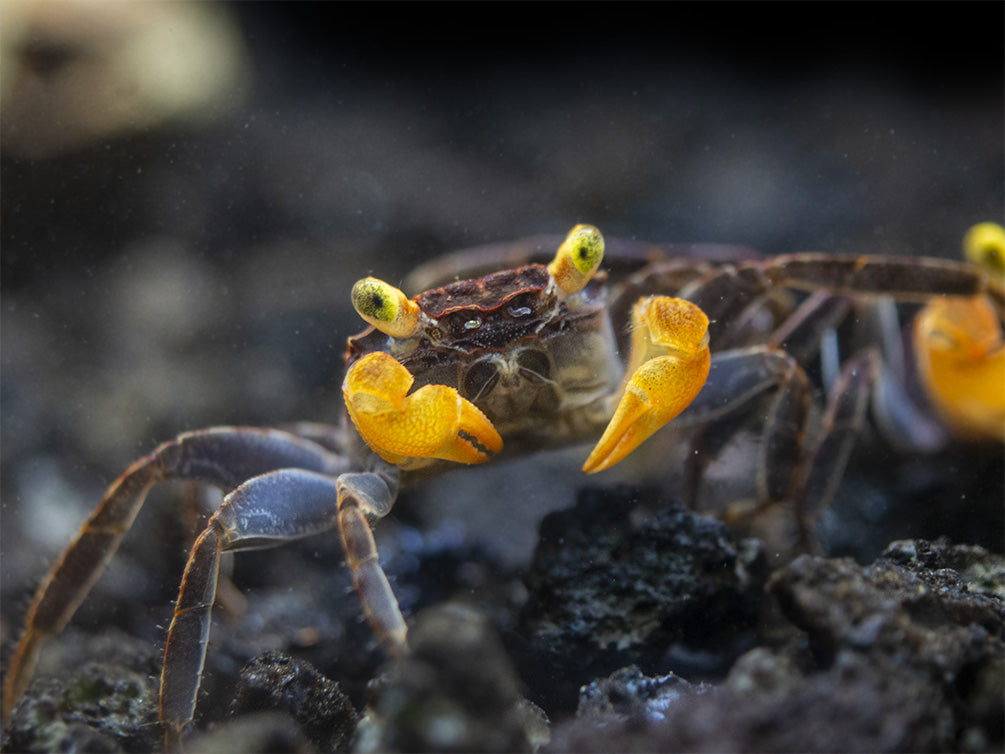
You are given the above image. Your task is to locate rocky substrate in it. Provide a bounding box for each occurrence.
[4,489,1002,753]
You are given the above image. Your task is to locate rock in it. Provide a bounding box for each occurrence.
[231,651,358,753]
[185,711,315,754]
[1,631,160,753]
[547,542,1004,752]
[881,537,1005,600]
[356,604,544,753]
[769,551,1004,671]
[576,665,711,726]
[517,486,767,712]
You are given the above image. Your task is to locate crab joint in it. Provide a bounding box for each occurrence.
[583,296,711,473]
[352,278,422,338]
[343,351,503,468]
[548,224,605,295]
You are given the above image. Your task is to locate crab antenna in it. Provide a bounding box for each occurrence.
[548,224,605,295]
[352,277,422,338]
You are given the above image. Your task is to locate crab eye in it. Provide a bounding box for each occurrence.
[964,222,1005,278]
[548,224,605,295]
[352,277,422,338]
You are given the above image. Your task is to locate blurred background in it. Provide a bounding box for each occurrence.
[2,1,1002,651]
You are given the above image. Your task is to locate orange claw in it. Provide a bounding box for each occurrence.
[583,296,711,473]
[343,351,503,469]
[914,293,1005,442]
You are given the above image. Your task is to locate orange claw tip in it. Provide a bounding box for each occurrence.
[439,392,504,463]
[583,348,711,474]
[581,386,652,473]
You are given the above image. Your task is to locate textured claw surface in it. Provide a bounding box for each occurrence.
[344,352,503,467]
[583,297,711,472]
[914,293,1004,442]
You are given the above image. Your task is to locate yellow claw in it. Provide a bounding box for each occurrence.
[583,296,711,473]
[343,351,503,468]
[914,293,1004,442]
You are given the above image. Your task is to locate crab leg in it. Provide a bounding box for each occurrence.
[767,290,852,363]
[675,347,810,510]
[759,253,1004,310]
[336,471,408,651]
[344,351,503,469]
[160,464,402,750]
[583,296,711,473]
[674,346,876,554]
[797,350,878,521]
[2,427,349,725]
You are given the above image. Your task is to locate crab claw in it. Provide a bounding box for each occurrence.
[583,297,711,473]
[343,351,503,468]
[914,293,1004,442]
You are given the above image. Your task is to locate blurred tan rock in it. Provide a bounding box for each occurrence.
[1,0,248,158]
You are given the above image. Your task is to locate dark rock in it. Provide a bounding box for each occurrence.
[769,552,1004,669]
[881,537,1005,600]
[356,603,544,753]
[231,651,358,753]
[551,655,947,753]
[1,632,160,753]
[548,542,1004,752]
[185,711,315,754]
[517,486,767,712]
[576,665,711,726]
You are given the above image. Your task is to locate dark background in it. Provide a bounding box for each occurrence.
[2,0,1002,697]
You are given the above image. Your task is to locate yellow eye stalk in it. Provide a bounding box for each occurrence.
[548,223,605,295]
[352,278,422,338]
[963,221,1005,279]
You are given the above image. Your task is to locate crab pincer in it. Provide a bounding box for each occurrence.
[343,351,504,468]
[911,222,1005,442]
[583,295,711,473]
[914,294,1004,442]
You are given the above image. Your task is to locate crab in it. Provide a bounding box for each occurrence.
[3,223,1003,750]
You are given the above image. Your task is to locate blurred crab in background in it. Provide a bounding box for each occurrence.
[3,223,1002,749]
[610,220,1005,554]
